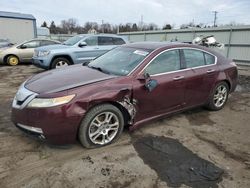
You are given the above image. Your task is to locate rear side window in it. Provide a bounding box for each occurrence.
[113,37,125,45]
[22,41,40,48]
[183,49,205,68]
[40,40,58,46]
[98,37,114,45]
[204,53,215,65]
[145,50,180,75]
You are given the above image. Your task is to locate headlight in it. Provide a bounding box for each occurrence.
[37,50,50,57]
[27,94,75,108]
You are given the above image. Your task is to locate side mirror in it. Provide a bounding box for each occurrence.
[145,79,158,92]
[78,41,87,47]
[137,72,150,81]
[20,44,27,49]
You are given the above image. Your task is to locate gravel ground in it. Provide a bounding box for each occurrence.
[0,64,249,188]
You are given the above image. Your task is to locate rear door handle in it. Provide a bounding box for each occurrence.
[207,69,215,73]
[173,76,184,81]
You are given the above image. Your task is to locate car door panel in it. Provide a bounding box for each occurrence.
[133,72,186,122]
[132,49,186,122]
[182,49,219,107]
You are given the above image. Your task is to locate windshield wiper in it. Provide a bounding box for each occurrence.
[87,65,111,75]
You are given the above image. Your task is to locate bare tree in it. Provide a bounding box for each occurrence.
[61,18,78,34]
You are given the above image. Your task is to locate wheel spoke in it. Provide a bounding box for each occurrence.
[93,117,102,125]
[93,132,102,140]
[214,94,219,100]
[105,112,113,123]
[221,87,227,94]
[109,122,119,128]
[89,129,99,138]
[102,134,106,144]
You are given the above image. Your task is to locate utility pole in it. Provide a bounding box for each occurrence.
[213,11,218,27]
[140,15,143,31]
[101,20,104,33]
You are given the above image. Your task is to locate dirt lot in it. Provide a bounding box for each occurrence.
[0,64,249,188]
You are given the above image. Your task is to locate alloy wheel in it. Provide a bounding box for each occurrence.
[88,112,119,145]
[213,85,228,108]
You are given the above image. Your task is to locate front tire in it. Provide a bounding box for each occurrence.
[7,55,19,66]
[206,81,229,111]
[78,104,124,148]
[51,57,71,69]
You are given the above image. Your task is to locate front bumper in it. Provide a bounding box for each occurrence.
[11,84,85,145]
[16,123,45,140]
[32,57,50,69]
[0,55,4,64]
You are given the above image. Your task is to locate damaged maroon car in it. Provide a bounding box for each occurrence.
[11,42,238,148]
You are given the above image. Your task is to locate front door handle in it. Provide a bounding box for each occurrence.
[207,69,215,73]
[173,76,184,81]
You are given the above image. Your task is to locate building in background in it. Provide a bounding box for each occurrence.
[37,27,50,38]
[0,11,37,44]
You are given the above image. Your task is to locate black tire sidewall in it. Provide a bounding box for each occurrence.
[78,104,124,148]
[51,57,70,69]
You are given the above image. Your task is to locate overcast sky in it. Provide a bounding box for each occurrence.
[1,0,250,27]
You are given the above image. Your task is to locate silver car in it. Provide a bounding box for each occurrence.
[32,34,128,69]
[0,39,60,66]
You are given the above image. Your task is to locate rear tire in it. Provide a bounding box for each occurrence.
[51,57,71,69]
[78,104,124,148]
[7,55,19,66]
[206,81,229,111]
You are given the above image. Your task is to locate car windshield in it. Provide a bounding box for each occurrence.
[63,35,85,46]
[88,47,151,76]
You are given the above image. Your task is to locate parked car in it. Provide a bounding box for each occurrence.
[0,39,14,48]
[0,39,61,66]
[32,34,128,69]
[11,42,238,148]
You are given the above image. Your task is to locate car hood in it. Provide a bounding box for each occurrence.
[25,65,117,94]
[35,44,71,51]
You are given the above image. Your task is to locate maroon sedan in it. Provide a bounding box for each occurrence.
[11,42,238,148]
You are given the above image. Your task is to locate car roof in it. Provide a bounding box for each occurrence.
[123,41,219,53]
[77,34,124,38]
[123,42,195,50]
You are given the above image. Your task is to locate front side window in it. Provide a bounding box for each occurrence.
[183,49,205,68]
[85,36,98,46]
[63,35,85,46]
[145,50,181,75]
[88,47,150,76]
[98,37,114,45]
